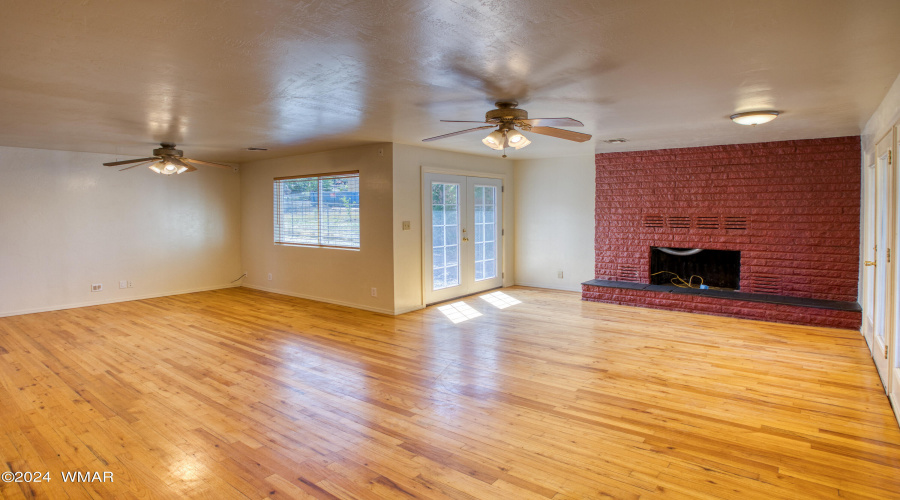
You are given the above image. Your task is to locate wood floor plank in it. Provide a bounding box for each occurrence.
[0,286,898,499]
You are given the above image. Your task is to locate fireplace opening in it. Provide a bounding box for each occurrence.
[650,247,740,290]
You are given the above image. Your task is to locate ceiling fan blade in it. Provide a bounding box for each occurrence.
[528,126,592,142]
[118,161,154,171]
[103,156,160,167]
[422,125,495,142]
[185,158,233,170]
[439,120,491,123]
[519,118,584,127]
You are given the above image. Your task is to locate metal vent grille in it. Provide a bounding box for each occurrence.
[617,265,641,282]
[667,216,691,229]
[643,215,665,228]
[750,275,781,294]
[724,216,749,230]
[695,216,720,229]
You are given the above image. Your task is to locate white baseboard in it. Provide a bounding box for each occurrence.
[394,304,425,315]
[513,281,583,293]
[242,284,396,315]
[892,371,900,429]
[0,283,242,318]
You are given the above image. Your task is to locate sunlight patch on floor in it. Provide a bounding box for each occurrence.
[437,301,483,323]
[479,291,522,309]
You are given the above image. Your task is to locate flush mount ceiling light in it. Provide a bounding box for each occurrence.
[424,101,591,158]
[730,110,780,126]
[102,143,233,174]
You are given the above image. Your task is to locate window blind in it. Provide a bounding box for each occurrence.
[273,171,360,249]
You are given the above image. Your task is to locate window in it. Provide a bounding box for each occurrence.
[274,171,360,248]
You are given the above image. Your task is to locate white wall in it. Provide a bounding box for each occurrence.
[863,72,900,150]
[240,143,395,313]
[513,155,595,292]
[860,72,900,304]
[392,144,514,313]
[0,146,242,317]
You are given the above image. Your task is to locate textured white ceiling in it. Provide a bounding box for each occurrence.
[0,0,898,163]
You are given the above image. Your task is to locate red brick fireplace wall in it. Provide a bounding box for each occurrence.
[582,136,861,328]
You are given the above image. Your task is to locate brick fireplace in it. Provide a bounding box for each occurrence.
[582,136,862,328]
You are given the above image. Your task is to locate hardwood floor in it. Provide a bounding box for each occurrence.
[1,286,898,499]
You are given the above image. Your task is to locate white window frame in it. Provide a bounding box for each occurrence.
[273,170,360,249]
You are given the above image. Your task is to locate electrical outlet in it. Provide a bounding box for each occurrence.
[402,221,411,230]
[127,281,134,288]
[119,280,127,289]
[91,283,103,292]
[558,271,564,279]
[371,287,377,297]
[267,273,273,280]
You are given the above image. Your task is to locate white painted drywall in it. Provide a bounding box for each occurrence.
[863,72,900,150]
[0,146,242,317]
[860,72,900,306]
[392,144,514,313]
[240,143,395,314]
[513,155,596,292]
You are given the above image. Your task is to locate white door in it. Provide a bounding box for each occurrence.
[872,130,894,391]
[887,127,900,414]
[423,173,503,304]
[863,162,876,352]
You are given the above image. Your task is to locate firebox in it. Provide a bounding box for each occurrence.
[650,247,740,290]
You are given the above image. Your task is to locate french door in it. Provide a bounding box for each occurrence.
[863,161,876,352]
[423,173,503,304]
[882,126,900,413]
[871,130,894,392]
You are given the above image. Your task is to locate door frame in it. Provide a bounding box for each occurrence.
[421,166,510,305]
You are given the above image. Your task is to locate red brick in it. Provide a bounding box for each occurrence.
[586,136,861,326]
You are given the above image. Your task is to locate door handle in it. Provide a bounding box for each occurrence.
[865,260,876,267]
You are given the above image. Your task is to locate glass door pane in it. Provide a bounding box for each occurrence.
[423,173,501,305]
[473,185,497,281]
[432,182,460,290]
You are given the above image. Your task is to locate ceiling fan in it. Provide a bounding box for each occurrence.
[422,101,592,157]
[103,143,232,175]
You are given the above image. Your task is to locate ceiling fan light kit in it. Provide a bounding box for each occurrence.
[103,143,233,174]
[423,101,591,156]
[505,129,531,149]
[482,130,506,150]
[730,110,780,125]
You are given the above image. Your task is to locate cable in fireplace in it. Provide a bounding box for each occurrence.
[651,271,727,290]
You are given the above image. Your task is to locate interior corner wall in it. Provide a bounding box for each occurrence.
[513,155,595,292]
[391,144,514,314]
[860,71,900,325]
[862,72,900,151]
[240,143,395,314]
[0,146,242,317]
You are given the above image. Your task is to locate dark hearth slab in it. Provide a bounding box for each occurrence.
[582,279,861,312]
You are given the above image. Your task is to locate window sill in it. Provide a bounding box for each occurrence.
[275,242,360,251]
